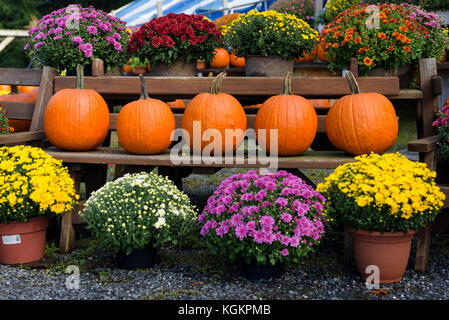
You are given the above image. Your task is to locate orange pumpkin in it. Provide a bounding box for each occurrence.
[167,99,185,108]
[296,49,316,63]
[182,72,246,154]
[44,64,110,151]
[326,71,398,155]
[308,99,332,108]
[210,48,230,68]
[117,75,175,155]
[0,85,11,95]
[255,72,317,156]
[0,92,36,132]
[17,86,37,94]
[316,43,327,62]
[230,53,245,68]
[123,64,133,73]
[244,104,262,109]
[444,97,449,106]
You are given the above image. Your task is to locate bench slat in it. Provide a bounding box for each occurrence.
[407,135,439,153]
[44,146,355,169]
[54,76,400,98]
[0,130,46,144]
[108,113,328,133]
[1,102,35,120]
[0,68,43,86]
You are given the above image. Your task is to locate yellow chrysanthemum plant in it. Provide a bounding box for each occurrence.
[81,172,198,255]
[316,153,446,233]
[223,9,318,59]
[0,146,78,224]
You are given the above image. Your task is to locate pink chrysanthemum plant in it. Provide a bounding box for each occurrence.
[199,170,327,266]
[25,4,130,74]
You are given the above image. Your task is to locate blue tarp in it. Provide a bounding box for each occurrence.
[114,0,276,26]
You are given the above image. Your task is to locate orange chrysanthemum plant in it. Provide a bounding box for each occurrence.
[321,3,430,75]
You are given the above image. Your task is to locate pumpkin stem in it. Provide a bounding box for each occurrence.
[210,72,227,94]
[76,64,84,89]
[281,72,293,95]
[345,70,361,94]
[139,75,150,100]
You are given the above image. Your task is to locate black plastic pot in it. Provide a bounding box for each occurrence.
[242,262,284,280]
[116,245,157,270]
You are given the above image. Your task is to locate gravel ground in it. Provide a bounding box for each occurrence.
[1,168,448,300]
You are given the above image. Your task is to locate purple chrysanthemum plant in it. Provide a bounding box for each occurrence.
[199,170,327,266]
[25,4,130,74]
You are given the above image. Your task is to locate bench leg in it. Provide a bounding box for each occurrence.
[414,223,432,273]
[59,167,82,253]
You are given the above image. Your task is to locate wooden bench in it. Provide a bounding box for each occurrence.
[1,58,445,273]
[0,67,58,146]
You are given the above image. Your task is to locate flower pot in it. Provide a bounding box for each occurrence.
[0,216,49,264]
[196,60,207,70]
[133,66,148,75]
[242,262,284,280]
[367,64,415,88]
[149,58,197,77]
[116,245,157,269]
[349,228,416,283]
[245,56,293,77]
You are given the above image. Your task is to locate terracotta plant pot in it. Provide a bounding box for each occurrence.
[0,216,49,264]
[350,228,416,283]
[149,58,197,76]
[196,60,207,70]
[133,66,148,75]
[245,56,293,77]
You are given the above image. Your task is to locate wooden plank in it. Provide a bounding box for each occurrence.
[415,223,431,273]
[109,113,328,133]
[0,102,34,120]
[0,37,15,53]
[0,30,28,37]
[30,66,59,131]
[418,58,439,138]
[59,166,81,253]
[53,76,400,98]
[44,147,355,168]
[0,130,45,145]
[0,68,43,86]
[407,135,439,153]
[388,89,423,100]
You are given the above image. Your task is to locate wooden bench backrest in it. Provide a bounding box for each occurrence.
[0,67,58,131]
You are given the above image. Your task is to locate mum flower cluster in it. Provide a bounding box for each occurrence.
[0,146,78,224]
[432,103,449,162]
[127,13,223,66]
[0,106,13,134]
[268,0,315,23]
[317,153,445,233]
[199,170,327,266]
[223,9,318,59]
[213,13,241,32]
[25,5,129,74]
[321,3,436,75]
[81,172,197,255]
[322,0,361,24]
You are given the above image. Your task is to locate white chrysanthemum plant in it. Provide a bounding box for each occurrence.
[81,172,198,255]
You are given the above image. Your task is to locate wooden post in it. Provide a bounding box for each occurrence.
[417,58,439,139]
[30,66,59,131]
[92,58,104,77]
[59,165,82,253]
[157,1,163,17]
[349,58,359,77]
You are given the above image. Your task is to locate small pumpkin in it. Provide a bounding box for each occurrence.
[230,53,245,68]
[44,64,110,151]
[117,75,175,155]
[17,86,37,94]
[182,72,246,154]
[0,89,36,132]
[0,85,11,96]
[326,71,398,155]
[444,97,449,106]
[244,104,262,109]
[308,99,332,109]
[210,48,230,68]
[296,49,316,63]
[255,72,317,156]
[123,64,133,74]
[167,99,185,108]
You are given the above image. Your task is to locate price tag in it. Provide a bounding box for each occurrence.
[2,235,21,245]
